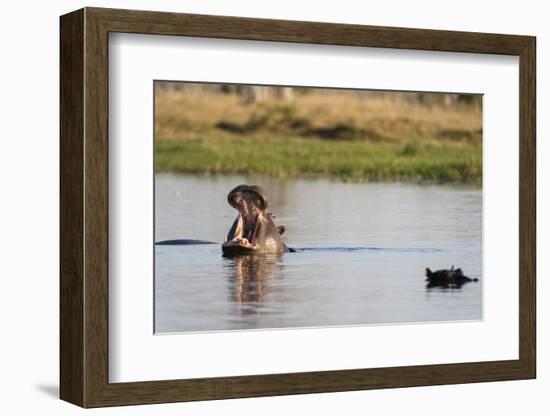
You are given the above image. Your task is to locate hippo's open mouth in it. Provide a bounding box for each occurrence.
[222,184,289,256]
[223,185,268,251]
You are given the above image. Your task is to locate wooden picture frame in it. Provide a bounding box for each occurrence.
[60,7,536,408]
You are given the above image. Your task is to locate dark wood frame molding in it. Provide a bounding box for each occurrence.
[60,7,536,408]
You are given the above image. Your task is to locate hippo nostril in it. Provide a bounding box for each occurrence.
[227,184,268,211]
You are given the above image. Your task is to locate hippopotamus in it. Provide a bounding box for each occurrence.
[425,266,479,289]
[222,184,290,256]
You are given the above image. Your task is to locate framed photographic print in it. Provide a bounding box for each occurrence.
[60,7,536,408]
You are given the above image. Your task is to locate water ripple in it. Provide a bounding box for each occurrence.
[293,247,444,253]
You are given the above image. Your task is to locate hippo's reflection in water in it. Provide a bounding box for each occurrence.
[224,253,283,315]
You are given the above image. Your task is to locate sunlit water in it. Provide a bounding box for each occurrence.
[155,173,482,333]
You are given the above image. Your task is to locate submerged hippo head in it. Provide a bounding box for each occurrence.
[425,266,479,289]
[222,185,289,256]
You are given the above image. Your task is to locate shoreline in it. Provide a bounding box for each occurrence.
[154,169,482,188]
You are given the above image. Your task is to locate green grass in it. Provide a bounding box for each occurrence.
[155,136,482,184]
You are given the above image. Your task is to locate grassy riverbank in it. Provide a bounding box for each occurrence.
[155,88,482,183]
[156,137,481,183]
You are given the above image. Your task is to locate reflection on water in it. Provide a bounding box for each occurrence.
[225,254,281,315]
[155,173,482,333]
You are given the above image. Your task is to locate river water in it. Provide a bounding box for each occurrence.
[155,173,482,333]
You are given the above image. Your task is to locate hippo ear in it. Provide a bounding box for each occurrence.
[425,268,432,277]
[277,225,286,235]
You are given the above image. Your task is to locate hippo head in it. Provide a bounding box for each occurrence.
[227,184,269,213]
[222,185,288,256]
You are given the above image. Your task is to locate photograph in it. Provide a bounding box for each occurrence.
[154,81,483,333]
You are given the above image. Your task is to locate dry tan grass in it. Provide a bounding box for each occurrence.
[155,89,482,144]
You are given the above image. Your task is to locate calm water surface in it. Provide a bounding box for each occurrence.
[155,173,482,333]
